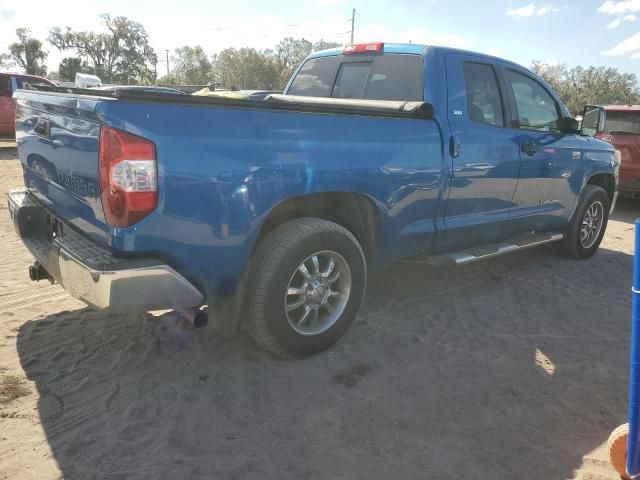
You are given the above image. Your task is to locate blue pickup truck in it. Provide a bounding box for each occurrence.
[8,43,618,357]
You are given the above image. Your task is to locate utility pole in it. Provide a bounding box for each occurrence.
[350,8,355,44]
[165,49,170,78]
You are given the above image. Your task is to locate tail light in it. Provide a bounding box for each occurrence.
[343,42,384,54]
[99,127,157,227]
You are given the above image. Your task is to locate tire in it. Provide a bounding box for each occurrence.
[246,217,366,358]
[561,185,610,259]
[607,423,629,479]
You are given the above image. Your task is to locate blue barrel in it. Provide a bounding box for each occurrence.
[628,218,640,477]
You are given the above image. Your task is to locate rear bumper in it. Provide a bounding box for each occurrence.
[619,176,640,197]
[7,188,203,313]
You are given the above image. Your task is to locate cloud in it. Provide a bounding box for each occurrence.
[507,3,537,17]
[507,3,562,18]
[607,18,623,27]
[607,13,636,27]
[535,4,560,15]
[602,31,640,57]
[485,47,503,57]
[598,0,640,14]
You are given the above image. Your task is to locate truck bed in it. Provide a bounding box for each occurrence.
[13,88,443,309]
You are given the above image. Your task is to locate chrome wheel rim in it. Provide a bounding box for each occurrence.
[581,200,604,249]
[284,250,352,336]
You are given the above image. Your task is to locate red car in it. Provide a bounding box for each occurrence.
[583,104,640,198]
[0,72,55,137]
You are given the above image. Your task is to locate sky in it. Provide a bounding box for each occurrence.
[1,0,640,76]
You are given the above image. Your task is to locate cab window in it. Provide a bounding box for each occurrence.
[604,110,640,135]
[287,54,424,101]
[332,62,371,99]
[463,62,504,127]
[507,70,560,132]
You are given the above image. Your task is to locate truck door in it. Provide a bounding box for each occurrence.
[504,66,582,232]
[441,54,521,251]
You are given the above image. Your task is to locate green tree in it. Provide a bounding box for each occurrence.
[531,61,640,115]
[274,37,312,86]
[58,57,89,82]
[49,15,157,84]
[169,46,212,84]
[312,40,341,52]
[7,28,47,76]
[212,47,279,90]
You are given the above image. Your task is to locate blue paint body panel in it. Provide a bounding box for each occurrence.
[13,45,617,313]
[628,220,640,477]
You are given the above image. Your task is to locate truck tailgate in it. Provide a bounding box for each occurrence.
[15,92,107,243]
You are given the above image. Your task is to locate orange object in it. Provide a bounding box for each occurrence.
[609,423,631,479]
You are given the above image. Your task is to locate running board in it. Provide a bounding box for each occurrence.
[426,232,564,266]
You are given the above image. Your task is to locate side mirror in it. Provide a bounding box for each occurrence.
[560,116,579,134]
[580,105,604,137]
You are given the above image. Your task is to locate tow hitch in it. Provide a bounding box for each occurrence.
[28,261,53,283]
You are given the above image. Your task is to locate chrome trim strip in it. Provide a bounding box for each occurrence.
[449,233,564,265]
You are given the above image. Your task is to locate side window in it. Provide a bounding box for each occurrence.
[0,77,11,97]
[507,70,560,132]
[463,62,504,127]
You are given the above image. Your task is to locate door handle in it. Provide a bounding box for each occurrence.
[449,136,459,158]
[521,141,538,156]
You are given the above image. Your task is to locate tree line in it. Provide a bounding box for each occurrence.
[0,14,638,112]
[0,15,339,91]
[531,61,639,115]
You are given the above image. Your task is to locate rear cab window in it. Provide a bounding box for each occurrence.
[287,53,424,101]
[463,62,505,127]
[604,110,640,135]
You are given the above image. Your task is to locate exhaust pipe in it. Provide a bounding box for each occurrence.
[177,307,208,329]
[29,261,53,283]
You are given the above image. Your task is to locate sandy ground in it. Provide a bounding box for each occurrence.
[0,149,636,479]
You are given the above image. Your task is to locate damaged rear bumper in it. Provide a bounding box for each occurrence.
[7,188,203,313]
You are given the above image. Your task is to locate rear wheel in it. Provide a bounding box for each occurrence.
[562,185,609,259]
[246,218,366,358]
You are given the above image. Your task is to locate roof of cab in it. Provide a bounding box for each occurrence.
[309,43,428,59]
[307,43,525,68]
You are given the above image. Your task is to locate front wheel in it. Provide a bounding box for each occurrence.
[562,185,610,259]
[246,218,367,358]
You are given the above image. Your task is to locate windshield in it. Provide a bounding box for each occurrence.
[287,53,424,101]
[604,110,640,135]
